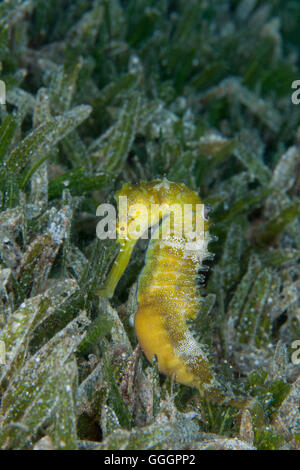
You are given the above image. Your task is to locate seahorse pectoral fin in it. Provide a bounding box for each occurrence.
[97,239,136,298]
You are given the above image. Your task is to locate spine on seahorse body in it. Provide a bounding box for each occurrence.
[98,179,230,403]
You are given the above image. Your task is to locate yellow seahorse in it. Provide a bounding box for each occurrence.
[98,178,233,404]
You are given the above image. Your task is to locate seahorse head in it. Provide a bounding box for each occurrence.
[98,179,209,298]
[115,182,155,243]
[115,179,208,242]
